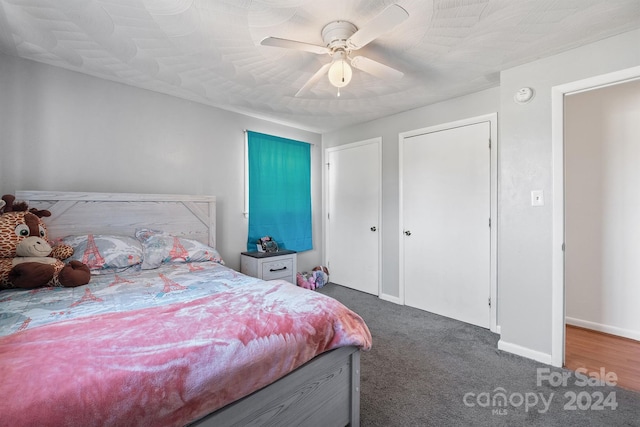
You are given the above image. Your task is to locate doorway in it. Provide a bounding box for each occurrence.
[550,65,640,367]
[561,78,640,390]
[564,79,640,340]
[399,114,498,331]
[325,138,381,295]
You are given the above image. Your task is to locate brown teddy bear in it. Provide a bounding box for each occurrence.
[0,194,91,290]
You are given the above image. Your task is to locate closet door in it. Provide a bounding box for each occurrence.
[401,122,491,328]
[326,139,380,295]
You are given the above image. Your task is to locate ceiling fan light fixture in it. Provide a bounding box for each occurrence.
[328,51,352,88]
[328,59,352,88]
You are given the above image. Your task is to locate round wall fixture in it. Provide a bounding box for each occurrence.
[514,87,535,104]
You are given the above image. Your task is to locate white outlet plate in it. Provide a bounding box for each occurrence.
[531,190,544,206]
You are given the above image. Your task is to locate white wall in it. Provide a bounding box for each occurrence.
[323,88,500,299]
[324,28,640,364]
[497,29,640,362]
[0,53,322,272]
[564,79,640,341]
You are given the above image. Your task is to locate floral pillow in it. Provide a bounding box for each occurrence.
[135,229,224,270]
[60,234,143,273]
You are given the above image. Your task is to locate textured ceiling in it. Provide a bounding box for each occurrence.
[0,0,639,133]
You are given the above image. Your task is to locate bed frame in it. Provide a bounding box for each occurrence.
[15,190,362,427]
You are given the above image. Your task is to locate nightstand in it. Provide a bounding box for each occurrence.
[240,250,297,284]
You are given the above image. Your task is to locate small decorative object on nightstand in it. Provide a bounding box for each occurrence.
[240,250,297,284]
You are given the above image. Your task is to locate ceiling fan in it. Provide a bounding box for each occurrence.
[260,4,409,97]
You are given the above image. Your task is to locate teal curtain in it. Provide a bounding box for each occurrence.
[247,131,312,252]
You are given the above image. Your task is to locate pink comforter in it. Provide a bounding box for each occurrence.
[0,280,371,426]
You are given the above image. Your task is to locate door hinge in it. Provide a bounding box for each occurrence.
[562,242,565,251]
[488,297,491,307]
[489,218,491,227]
[489,139,491,149]
[327,212,330,220]
[326,162,330,169]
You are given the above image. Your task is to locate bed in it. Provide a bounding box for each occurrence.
[0,191,372,427]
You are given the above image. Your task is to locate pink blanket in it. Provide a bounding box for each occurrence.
[0,280,371,426]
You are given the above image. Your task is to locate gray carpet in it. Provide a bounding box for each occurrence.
[317,283,640,427]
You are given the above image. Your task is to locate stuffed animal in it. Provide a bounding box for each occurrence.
[296,265,329,290]
[0,194,91,290]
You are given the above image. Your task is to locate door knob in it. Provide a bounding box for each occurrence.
[404,230,412,236]
[370,226,377,232]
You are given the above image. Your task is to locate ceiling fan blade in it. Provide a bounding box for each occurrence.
[350,56,404,80]
[347,4,409,50]
[295,63,332,97]
[260,37,329,55]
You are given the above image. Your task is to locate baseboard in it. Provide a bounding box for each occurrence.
[497,339,554,366]
[565,317,640,341]
[378,293,402,305]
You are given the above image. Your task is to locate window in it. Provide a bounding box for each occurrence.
[246,131,312,252]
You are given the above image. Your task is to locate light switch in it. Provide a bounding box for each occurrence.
[531,190,544,206]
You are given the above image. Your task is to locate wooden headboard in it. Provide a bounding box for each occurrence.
[15,191,217,248]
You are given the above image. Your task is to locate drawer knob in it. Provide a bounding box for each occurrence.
[270,266,287,272]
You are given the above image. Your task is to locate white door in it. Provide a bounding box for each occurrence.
[401,122,491,328]
[326,139,380,295]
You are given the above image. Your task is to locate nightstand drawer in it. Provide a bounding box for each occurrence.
[240,250,297,284]
[261,259,293,281]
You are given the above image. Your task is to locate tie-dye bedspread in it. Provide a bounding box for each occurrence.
[0,262,372,426]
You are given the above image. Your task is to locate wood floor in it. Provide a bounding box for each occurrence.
[565,325,640,392]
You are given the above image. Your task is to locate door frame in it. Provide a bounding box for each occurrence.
[550,65,640,367]
[399,113,498,333]
[323,137,382,295]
